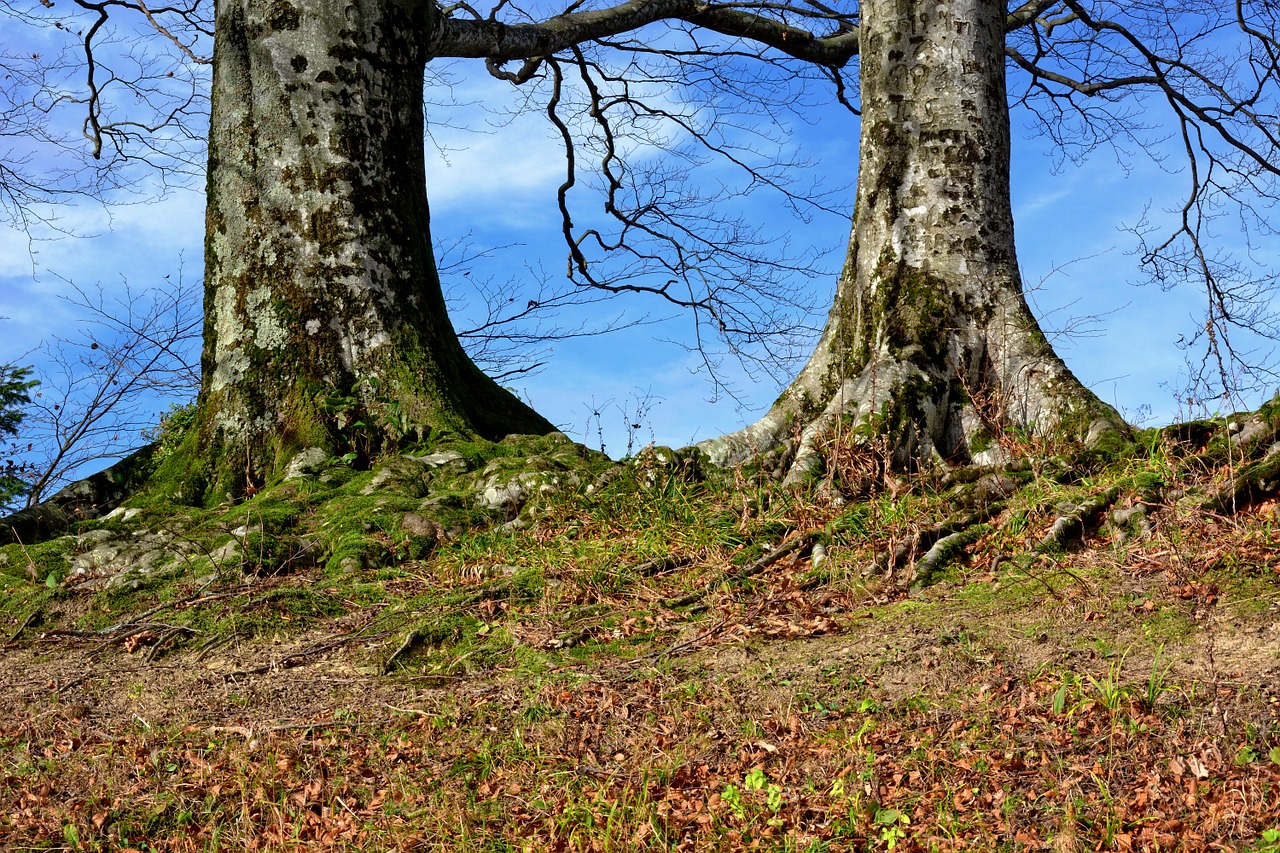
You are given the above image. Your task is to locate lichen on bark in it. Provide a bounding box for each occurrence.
[178,0,552,505]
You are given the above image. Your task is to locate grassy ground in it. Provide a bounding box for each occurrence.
[1,421,1279,851]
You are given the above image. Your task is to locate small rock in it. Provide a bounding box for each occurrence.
[814,479,844,506]
[76,528,116,545]
[335,556,362,573]
[480,479,528,512]
[362,456,433,497]
[811,542,828,569]
[1111,506,1140,525]
[407,450,468,472]
[210,540,242,563]
[361,467,398,495]
[284,447,329,480]
[102,507,143,523]
[975,474,1018,501]
[401,512,443,540]
[970,445,1013,467]
[73,543,123,574]
[632,446,706,487]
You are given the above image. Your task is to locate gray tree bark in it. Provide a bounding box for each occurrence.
[186,0,553,502]
[701,0,1126,477]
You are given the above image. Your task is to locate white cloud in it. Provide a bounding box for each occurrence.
[0,185,203,368]
[426,127,564,218]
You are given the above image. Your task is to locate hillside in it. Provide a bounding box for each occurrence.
[1,410,1279,851]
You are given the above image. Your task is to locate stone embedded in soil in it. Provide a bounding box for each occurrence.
[284,447,330,480]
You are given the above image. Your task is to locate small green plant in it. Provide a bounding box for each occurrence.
[827,776,864,839]
[1087,654,1132,711]
[1004,509,1031,537]
[722,782,746,820]
[721,769,786,827]
[1141,646,1175,712]
[1052,677,1075,715]
[873,806,910,849]
[766,782,784,814]
[320,380,428,466]
[142,399,197,463]
[1086,771,1131,848]
[321,390,371,465]
[1255,827,1280,851]
[852,716,879,750]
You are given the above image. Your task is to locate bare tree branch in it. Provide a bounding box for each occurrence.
[1005,0,1280,406]
[441,0,860,68]
[14,270,200,505]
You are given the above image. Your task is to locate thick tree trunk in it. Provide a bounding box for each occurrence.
[702,0,1126,477]
[183,0,552,502]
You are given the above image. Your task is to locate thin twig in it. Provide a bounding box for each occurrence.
[383,629,422,674]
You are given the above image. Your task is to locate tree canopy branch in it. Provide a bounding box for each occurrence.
[437,0,859,67]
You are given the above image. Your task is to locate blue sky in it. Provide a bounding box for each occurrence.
[0,21,1264,472]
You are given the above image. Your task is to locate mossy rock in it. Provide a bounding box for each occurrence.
[0,536,77,586]
[360,455,434,498]
[0,432,616,593]
[467,433,613,514]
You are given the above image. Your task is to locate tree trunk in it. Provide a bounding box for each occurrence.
[183,0,552,502]
[701,0,1126,477]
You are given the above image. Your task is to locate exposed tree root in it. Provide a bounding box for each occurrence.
[653,533,819,611]
[869,505,1003,588]
[1001,553,1093,600]
[143,626,195,662]
[731,533,820,581]
[96,575,218,637]
[1226,410,1280,455]
[383,628,422,674]
[631,555,694,577]
[5,608,41,643]
[1150,400,1280,516]
[1166,402,1280,478]
[228,634,381,679]
[1208,445,1280,515]
[1035,488,1121,553]
[907,525,992,593]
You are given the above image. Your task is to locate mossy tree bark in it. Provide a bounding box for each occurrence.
[186,0,553,503]
[701,0,1127,477]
